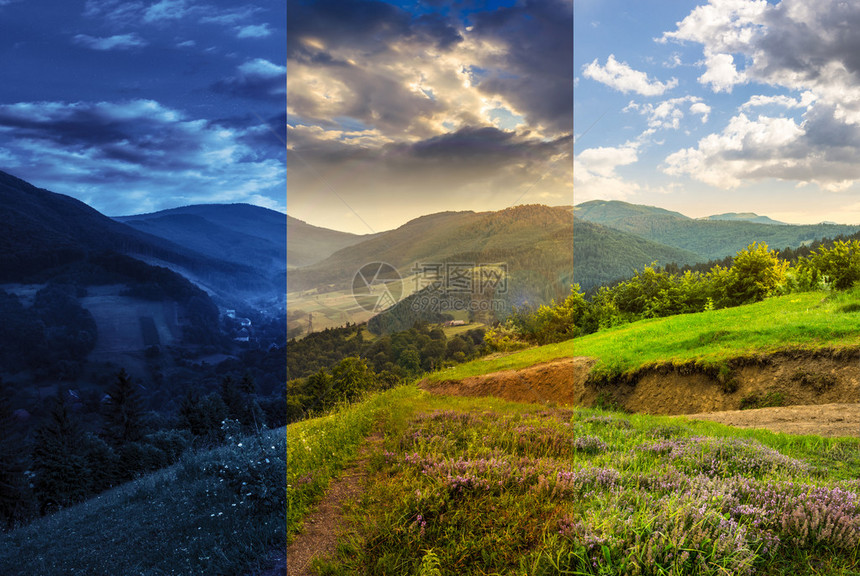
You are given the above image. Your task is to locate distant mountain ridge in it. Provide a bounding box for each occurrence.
[286,215,380,268]
[117,204,286,273]
[702,212,786,225]
[574,200,860,261]
[0,169,282,309]
[573,219,701,290]
[286,205,574,299]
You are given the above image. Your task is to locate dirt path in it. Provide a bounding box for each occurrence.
[686,403,860,437]
[286,434,381,576]
[421,354,860,437]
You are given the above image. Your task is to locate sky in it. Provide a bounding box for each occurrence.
[0,0,285,216]
[287,0,574,234]
[575,0,860,225]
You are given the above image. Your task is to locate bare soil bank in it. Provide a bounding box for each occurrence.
[420,350,860,437]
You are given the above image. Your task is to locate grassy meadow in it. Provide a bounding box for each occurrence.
[289,385,860,575]
[428,289,860,383]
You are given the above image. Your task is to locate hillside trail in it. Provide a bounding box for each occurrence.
[421,356,860,438]
[286,433,383,575]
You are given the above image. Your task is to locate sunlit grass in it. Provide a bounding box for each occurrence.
[428,290,860,382]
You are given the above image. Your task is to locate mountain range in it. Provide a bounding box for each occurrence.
[574,200,860,264]
[287,205,574,298]
[0,170,285,310]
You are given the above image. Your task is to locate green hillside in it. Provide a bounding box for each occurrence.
[287,204,573,302]
[428,289,860,382]
[575,200,860,261]
[573,220,700,290]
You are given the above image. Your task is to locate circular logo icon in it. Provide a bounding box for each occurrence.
[352,262,402,312]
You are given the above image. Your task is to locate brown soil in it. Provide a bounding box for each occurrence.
[686,403,860,437]
[420,351,860,437]
[286,434,381,576]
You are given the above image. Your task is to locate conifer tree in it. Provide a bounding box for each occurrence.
[0,379,31,527]
[32,396,88,512]
[102,369,144,446]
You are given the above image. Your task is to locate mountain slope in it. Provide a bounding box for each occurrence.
[287,215,380,268]
[573,220,701,290]
[575,200,860,261]
[0,170,272,305]
[703,212,786,225]
[286,205,573,301]
[117,205,286,272]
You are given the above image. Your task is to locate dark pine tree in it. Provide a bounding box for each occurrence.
[102,369,144,446]
[219,375,243,420]
[0,379,32,528]
[32,396,89,513]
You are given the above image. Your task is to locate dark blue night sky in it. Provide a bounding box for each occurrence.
[0,0,285,216]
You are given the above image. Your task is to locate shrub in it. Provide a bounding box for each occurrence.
[799,240,860,290]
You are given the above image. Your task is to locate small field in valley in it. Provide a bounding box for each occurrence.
[82,285,182,359]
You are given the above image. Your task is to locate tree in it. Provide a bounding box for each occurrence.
[32,397,89,512]
[179,391,228,439]
[719,242,788,306]
[219,376,244,420]
[397,347,422,376]
[0,379,32,528]
[102,369,144,446]
[304,369,334,412]
[800,239,860,290]
[331,357,375,403]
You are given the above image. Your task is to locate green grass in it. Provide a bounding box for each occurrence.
[287,385,426,543]
[294,387,860,575]
[0,425,286,576]
[429,290,860,382]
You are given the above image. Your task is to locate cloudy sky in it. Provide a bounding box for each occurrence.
[0,0,285,216]
[287,0,573,234]
[575,0,860,225]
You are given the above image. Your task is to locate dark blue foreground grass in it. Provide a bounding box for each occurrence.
[0,425,285,576]
[291,386,860,576]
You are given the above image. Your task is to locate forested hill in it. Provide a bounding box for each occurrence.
[575,200,860,261]
[117,204,287,273]
[703,212,786,225]
[286,215,381,268]
[0,170,277,303]
[572,220,701,291]
[286,205,573,300]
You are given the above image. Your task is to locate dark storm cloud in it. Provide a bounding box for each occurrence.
[289,123,569,175]
[408,126,558,162]
[286,0,461,63]
[286,0,572,231]
[0,100,215,169]
[470,0,572,135]
[0,100,284,214]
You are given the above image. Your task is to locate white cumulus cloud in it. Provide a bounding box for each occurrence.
[583,55,678,96]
